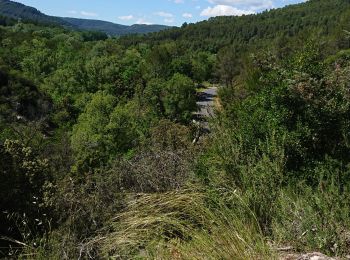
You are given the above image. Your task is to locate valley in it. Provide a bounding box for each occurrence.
[1,0,350,259]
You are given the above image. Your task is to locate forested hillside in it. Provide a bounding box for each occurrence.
[1,0,350,258]
[0,0,69,26]
[0,0,170,35]
[121,0,350,51]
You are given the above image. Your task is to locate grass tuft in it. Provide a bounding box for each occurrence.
[96,187,274,259]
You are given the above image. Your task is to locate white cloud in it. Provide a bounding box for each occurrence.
[174,0,184,3]
[164,18,175,23]
[182,13,193,18]
[208,0,274,11]
[118,15,134,21]
[67,10,77,15]
[80,11,98,17]
[200,5,254,17]
[136,18,152,25]
[154,11,174,17]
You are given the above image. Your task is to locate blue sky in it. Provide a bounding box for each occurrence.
[14,0,306,26]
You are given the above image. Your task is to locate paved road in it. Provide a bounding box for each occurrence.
[193,86,218,133]
[196,86,217,117]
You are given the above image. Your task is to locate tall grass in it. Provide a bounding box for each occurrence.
[97,187,274,259]
[207,114,350,256]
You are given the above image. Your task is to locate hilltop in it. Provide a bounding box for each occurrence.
[0,0,170,35]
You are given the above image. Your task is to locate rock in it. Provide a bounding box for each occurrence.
[280,252,337,260]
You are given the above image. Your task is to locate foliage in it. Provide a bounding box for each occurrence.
[120,0,350,55]
[207,45,350,255]
[111,119,195,193]
[70,91,116,171]
[226,46,350,173]
[162,73,197,123]
[0,140,51,251]
[271,157,350,255]
[2,0,350,258]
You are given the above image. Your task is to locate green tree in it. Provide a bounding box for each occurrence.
[143,78,166,116]
[71,91,116,171]
[106,101,140,155]
[19,38,54,80]
[162,73,196,123]
[216,46,240,87]
[191,52,214,83]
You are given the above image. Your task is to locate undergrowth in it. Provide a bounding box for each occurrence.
[96,187,273,259]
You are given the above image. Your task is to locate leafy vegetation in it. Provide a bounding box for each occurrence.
[1,0,350,258]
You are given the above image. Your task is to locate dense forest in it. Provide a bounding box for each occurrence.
[120,0,350,51]
[1,0,350,258]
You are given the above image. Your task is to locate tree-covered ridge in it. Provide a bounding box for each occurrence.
[62,17,171,36]
[120,0,350,52]
[1,0,350,258]
[0,0,71,26]
[0,0,170,36]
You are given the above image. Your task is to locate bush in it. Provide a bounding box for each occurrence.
[203,46,350,257]
[0,140,52,255]
[273,159,350,256]
[111,120,195,193]
[219,46,350,175]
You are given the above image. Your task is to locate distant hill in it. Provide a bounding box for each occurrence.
[119,0,350,52]
[0,0,71,26]
[61,17,170,36]
[0,0,170,35]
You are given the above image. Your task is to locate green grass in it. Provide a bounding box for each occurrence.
[96,187,274,259]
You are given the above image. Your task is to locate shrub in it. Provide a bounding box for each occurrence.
[273,159,350,256]
[111,119,195,193]
[0,139,52,255]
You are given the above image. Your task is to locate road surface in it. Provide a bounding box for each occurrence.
[193,86,218,133]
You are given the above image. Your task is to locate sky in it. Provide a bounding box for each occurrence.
[14,0,306,26]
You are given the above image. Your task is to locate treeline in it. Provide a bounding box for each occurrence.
[120,0,350,53]
[1,0,350,258]
[0,15,15,26]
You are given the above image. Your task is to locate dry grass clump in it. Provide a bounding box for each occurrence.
[96,187,274,259]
